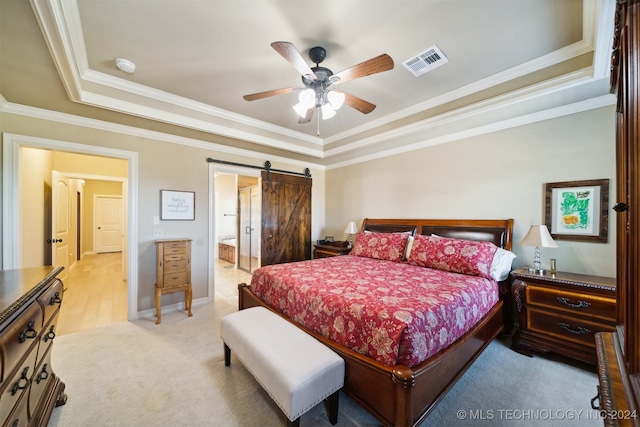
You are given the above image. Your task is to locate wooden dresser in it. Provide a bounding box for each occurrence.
[511,267,616,365]
[155,239,193,324]
[0,266,67,426]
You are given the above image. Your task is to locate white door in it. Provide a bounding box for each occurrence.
[95,195,123,253]
[52,172,69,282]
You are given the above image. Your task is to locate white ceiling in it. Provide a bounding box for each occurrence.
[1,0,616,165]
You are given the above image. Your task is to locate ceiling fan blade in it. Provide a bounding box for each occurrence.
[331,54,394,85]
[298,108,314,124]
[271,42,317,79]
[342,91,376,114]
[243,87,297,101]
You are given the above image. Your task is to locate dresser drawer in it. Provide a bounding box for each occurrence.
[0,350,37,421]
[0,304,43,382]
[37,279,63,326]
[29,344,54,420]
[162,242,187,255]
[527,307,615,348]
[526,285,615,321]
[3,385,29,427]
[163,272,188,287]
[163,259,187,274]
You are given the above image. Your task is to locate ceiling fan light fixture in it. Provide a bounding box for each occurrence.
[298,89,315,109]
[321,103,336,120]
[293,102,309,118]
[327,90,345,110]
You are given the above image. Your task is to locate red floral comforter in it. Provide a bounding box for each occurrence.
[250,255,500,367]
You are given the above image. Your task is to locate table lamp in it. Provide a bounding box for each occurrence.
[520,225,558,274]
[344,221,358,248]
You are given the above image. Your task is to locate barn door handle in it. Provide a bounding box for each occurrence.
[613,202,629,212]
[245,226,251,234]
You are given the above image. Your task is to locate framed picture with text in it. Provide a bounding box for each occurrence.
[544,179,609,243]
[160,190,195,220]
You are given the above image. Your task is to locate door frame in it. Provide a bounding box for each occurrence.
[2,133,139,320]
[208,162,261,299]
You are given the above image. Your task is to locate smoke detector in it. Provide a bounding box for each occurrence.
[115,58,136,74]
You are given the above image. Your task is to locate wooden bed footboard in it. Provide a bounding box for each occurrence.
[238,283,505,427]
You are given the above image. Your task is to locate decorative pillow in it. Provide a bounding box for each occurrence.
[490,248,517,281]
[404,235,414,261]
[407,234,499,279]
[350,232,409,262]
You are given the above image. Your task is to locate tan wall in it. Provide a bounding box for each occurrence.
[325,106,616,277]
[1,112,326,313]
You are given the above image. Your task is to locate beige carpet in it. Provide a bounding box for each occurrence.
[48,298,602,427]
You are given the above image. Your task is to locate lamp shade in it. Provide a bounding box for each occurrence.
[520,225,558,248]
[344,221,358,234]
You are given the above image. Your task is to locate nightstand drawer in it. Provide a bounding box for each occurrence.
[527,307,614,348]
[526,285,615,321]
[163,243,187,255]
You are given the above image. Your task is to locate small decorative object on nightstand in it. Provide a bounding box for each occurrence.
[344,221,358,248]
[511,267,616,364]
[313,241,351,259]
[520,225,558,274]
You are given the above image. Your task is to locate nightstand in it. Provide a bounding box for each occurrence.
[511,267,616,364]
[313,242,351,258]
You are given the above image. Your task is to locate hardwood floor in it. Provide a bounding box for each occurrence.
[57,253,253,335]
[57,252,128,336]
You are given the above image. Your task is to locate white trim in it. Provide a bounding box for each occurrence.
[2,133,140,320]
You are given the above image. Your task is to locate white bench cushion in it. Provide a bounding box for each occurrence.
[221,307,345,422]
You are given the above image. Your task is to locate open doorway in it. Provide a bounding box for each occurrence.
[3,134,135,335]
[211,167,260,299]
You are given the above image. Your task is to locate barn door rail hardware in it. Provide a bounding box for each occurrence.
[206,158,311,180]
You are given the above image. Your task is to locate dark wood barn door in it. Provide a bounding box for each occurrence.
[260,171,312,266]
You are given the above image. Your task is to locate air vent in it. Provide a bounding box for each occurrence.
[402,45,448,77]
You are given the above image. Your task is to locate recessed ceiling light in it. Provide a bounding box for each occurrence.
[115,58,136,74]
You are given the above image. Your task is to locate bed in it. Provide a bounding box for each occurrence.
[238,218,514,426]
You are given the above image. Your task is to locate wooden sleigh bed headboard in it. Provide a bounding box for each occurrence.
[238,218,514,427]
[362,218,513,251]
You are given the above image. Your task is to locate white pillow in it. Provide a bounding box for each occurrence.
[490,248,516,281]
[404,235,414,260]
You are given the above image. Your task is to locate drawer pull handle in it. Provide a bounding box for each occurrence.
[19,320,37,343]
[49,291,62,305]
[36,363,49,384]
[557,322,591,335]
[11,367,30,395]
[45,326,56,342]
[557,297,590,309]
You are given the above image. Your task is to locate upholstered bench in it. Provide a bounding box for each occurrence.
[220,307,345,427]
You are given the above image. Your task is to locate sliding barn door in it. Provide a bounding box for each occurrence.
[260,171,312,265]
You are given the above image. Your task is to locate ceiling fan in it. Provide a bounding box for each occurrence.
[243,42,394,124]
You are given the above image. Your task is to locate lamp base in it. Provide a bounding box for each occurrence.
[527,267,546,275]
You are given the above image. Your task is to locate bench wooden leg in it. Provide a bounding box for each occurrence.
[224,343,231,366]
[323,390,340,425]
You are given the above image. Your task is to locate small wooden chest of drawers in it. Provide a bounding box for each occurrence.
[155,239,193,324]
[511,267,616,364]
